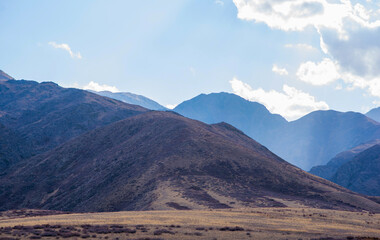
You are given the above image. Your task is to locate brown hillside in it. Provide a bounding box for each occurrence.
[1,111,379,213]
[0,79,148,156]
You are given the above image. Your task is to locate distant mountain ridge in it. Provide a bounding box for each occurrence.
[310,140,380,196]
[331,144,380,196]
[175,93,380,170]
[310,139,380,180]
[1,111,379,213]
[366,107,380,123]
[90,90,167,111]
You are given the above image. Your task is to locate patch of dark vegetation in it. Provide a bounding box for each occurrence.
[168,224,181,228]
[165,202,191,210]
[41,231,58,237]
[184,232,203,236]
[29,236,41,239]
[153,229,175,235]
[0,224,142,239]
[219,226,244,231]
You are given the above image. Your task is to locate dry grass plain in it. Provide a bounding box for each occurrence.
[0,207,379,240]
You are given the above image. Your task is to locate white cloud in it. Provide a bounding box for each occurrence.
[339,71,380,97]
[233,0,380,37]
[166,104,177,109]
[272,64,289,76]
[83,81,119,93]
[295,57,380,98]
[233,0,380,99]
[296,58,341,85]
[189,66,196,76]
[215,0,224,6]
[230,78,329,120]
[48,42,82,59]
[284,43,316,51]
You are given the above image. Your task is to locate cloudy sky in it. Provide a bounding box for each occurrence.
[1,0,380,120]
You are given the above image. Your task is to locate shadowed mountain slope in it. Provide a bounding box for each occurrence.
[1,111,379,213]
[0,79,148,155]
[310,139,380,180]
[0,123,31,174]
[0,70,13,80]
[91,90,167,111]
[331,144,380,196]
[174,93,380,170]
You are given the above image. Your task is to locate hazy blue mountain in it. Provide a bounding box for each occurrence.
[174,93,380,170]
[366,107,380,123]
[331,144,380,196]
[91,90,167,111]
[309,139,380,180]
[0,70,13,80]
[273,110,380,170]
[174,92,287,149]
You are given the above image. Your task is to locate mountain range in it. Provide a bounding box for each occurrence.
[175,93,380,170]
[0,72,379,213]
[1,111,379,212]
[90,90,167,111]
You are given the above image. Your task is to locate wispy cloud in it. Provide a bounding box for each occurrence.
[233,0,380,99]
[233,0,380,36]
[215,0,224,6]
[189,66,196,76]
[48,42,82,59]
[83,81,119,93]
[284,43,316,51]
[230,78,329,121]
[272,64,289,76]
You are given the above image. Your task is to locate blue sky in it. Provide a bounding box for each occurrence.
[1,0,380,120]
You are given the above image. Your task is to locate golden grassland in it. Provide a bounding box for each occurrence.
[0,207,379,239]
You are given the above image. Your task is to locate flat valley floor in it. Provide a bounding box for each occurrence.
[0,207,379,240]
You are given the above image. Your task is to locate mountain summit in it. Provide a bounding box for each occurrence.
[174,92,287,149]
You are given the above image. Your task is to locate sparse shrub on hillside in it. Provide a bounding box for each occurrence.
[219,226,244,231]
[153,229,175,235]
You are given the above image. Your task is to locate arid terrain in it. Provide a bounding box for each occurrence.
[0,208,379,240]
